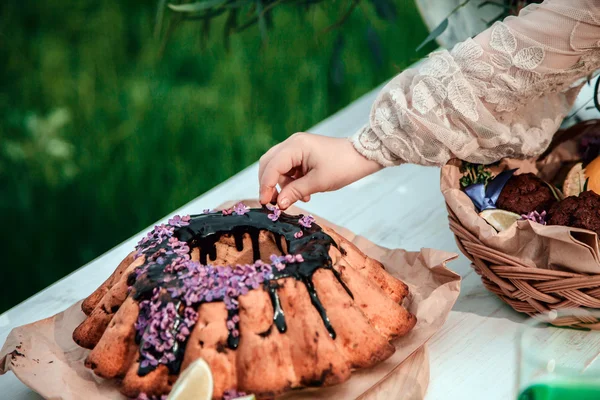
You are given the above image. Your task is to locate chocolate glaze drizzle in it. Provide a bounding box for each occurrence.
[129,207,351,376]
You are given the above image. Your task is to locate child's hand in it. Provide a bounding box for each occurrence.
[258,133,382,209]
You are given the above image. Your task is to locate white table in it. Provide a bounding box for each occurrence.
[2,75,599,399]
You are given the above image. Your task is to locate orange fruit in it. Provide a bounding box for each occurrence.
[585,155,600,195]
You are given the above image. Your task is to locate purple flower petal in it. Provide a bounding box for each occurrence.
[168,215,191,227]
[223,389,248,400]
[298,215,315,228]
[520,210,547,225]
[266,204,281,221]
[221,389,247,400]
[233,202,250,216]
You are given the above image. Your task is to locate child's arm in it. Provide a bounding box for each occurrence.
[260,0,600,209]
[258,134,382,208]
[352,0,600,167]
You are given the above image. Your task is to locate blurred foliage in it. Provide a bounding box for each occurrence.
[416,0,540,51]
[161,0,399,52]
[0,0,433,312]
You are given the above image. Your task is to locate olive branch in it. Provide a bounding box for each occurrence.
[155,0,397,56]
[415,0,539,51]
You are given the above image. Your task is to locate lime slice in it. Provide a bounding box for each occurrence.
[479,209,521,232]
[168,358,213,400]
[563,162,586,197]
[232,396,256,400]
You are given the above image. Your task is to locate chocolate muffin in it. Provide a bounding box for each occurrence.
[497,173,557,215]
[548,191,600,236]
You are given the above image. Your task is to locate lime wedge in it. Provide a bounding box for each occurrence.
[232,396,256,400]
[167,358,213,400]
[479,209,521,232]
[563,162,586,197]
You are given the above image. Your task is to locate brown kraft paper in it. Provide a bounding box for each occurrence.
[440,137,600,274]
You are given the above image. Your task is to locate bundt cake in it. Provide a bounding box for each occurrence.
[73,203,417,399]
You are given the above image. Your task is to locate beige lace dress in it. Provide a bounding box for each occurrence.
[351,0,600,167]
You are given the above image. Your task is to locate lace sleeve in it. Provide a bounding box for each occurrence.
[351,0,600,167]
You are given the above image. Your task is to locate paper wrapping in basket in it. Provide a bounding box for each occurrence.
[441,138,600,275]
[0,200,460,400]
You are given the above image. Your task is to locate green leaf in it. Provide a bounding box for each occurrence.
[416,18,448,52]
[154,0,168,39]
[483,11,507,27]
[200,15,211,49]
[223,9,238,50]
[478,1,513,10]
[223,0,252,8]
[181,8,227,20]
[545,181,564,201]
[459,162,494,187]
[256,0,268,43]
[168,0,229,13]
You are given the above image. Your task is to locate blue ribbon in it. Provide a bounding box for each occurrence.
[464,169,516,212]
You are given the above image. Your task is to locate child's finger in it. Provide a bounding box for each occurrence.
[269,188,279,204]
[279,176,311,203]
[260,185,276,206]
[278,175,294,189]
[259,147,299,205]
[258,143,282,195]
[277,172,317,209]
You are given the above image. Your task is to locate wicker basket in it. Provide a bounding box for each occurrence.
[446,205,600,329]
[442,121,600,328]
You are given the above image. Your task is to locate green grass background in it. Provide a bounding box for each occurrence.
[0,1,433,313]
